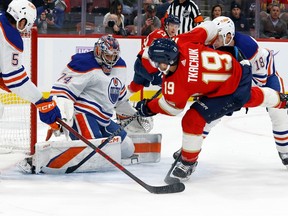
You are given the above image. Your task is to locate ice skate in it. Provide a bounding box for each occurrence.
[278,152,288,169]
[17,157,35,174]
[172,160,198,181]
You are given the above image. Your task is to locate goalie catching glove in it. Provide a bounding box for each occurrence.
[116,114,153,134]
[114,98,154,134]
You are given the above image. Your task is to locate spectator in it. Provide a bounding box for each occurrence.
[133,3,161,36]
[204,4,223,21]
[36,0,67,34]
[229,2,250,35]
[103,0,127,36]
[232,0,253,16]
[36,11,48,34]
[165,0,203,34]
[156,0,173,20]
[261,0,287,13]
[260,3,288,39]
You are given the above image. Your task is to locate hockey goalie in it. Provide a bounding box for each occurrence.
[19,35,161,174]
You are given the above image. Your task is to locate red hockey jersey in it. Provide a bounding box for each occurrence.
[139,29,171,73]
[147,22,244,115]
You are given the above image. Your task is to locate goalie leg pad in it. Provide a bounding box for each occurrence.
[129,133,162,163]
[32,137,122,174]
[121,136,135,159]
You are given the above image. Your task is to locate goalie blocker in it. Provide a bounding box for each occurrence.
[25,133,161,174]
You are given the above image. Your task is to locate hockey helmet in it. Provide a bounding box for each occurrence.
[148,38,179,74]
[212,16,235,46]
[94,34,120,73]
[164,14,180,37]
[6,0,37,32]
[164,14,181,26]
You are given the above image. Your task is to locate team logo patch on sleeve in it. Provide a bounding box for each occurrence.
[108,77,122,104]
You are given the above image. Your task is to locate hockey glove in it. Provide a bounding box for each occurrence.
[135,99,156,117]
[35,96,61,130]
[151,71,162,86]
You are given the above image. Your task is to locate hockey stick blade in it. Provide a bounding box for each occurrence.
[146,182,185,194]
[164,151,182,184]
[57,118,185,194]
[164,174,181,185]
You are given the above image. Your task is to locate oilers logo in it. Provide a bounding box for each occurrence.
[108,77,122,104]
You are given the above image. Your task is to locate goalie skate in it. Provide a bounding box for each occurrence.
[121,154,140,166]
[17,157,35,174]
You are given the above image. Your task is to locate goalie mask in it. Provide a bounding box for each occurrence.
[94,35,120,74]
[6,0,37,33]
[212,16,235,47]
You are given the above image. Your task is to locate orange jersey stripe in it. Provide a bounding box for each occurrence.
[50,90,76,101]
[75,102,110,120]
[75,114,93,139]
[4,72,27,84]
[0,78,10,92]
[274,136,288,141]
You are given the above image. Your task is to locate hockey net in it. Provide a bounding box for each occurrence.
[0,27,37,155]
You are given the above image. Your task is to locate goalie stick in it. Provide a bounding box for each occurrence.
[63,88,162,174]
[57,118,185,194]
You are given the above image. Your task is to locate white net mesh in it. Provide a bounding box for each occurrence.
[0,31,35,154]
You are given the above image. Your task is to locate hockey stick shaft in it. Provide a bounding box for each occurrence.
[64,88,162,173]
[57,118,185,194]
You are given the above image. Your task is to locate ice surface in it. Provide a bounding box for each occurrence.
[1,107,288,216]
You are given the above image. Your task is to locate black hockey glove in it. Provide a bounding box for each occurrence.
[135,99,156,117]
[151,71,162,86]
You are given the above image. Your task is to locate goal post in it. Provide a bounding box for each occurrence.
[0,27,38,155]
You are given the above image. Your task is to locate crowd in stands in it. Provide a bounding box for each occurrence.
[0,0,288,39]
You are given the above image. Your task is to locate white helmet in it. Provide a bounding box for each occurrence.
[6,0,37,32]
[212,16,235,46]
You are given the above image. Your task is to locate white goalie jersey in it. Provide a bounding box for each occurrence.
[50,51,136,125]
